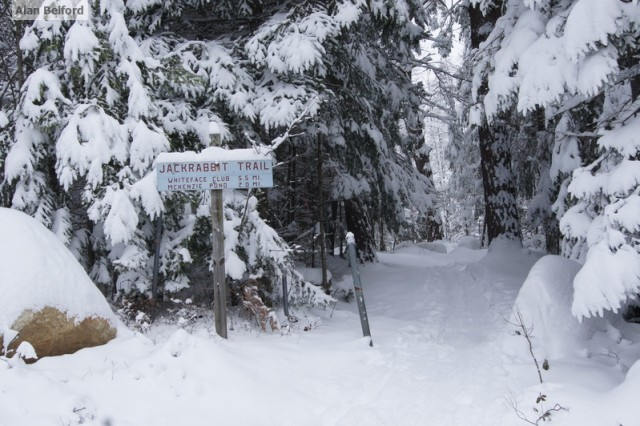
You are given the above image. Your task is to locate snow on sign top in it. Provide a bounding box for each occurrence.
[155,147,274,192]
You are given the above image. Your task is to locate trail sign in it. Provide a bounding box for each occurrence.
[156,158,273,191]
[154,144,273,340]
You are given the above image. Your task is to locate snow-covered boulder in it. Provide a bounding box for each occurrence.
[506,255,608,360]
[0,208,117,361]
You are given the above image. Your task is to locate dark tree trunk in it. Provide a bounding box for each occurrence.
[316,136,329,291]
[286,144,296,227]
[468,1,522,245]
[477,117,522,243]
[338,201,345,258]
[414,147,443,242]
[534,110,561,255]
[618,37,640,101]
[14,21,25,88]
[344,199,375,262]
[413,150,431,178]
[329,201,338,256]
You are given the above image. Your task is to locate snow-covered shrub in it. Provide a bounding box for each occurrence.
[287,277,334,309]
[240,280,280,332]
[222,192,308,304]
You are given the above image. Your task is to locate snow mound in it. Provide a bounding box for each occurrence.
[507,255,608,360]
[416,240,450,253]
[480,237,540,277]
[0,208,117,331]
[296,267,333,286]
[457,236,481,250]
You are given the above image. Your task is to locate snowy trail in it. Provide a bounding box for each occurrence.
[323,244,540,425]
[1,243,546,426]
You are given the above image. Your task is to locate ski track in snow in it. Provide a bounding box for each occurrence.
[326,246,539,426]
[0,244,556,426]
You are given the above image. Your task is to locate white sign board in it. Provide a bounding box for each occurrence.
[155,148,273,192]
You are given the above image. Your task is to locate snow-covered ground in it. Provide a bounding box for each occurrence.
[2,241,640,425]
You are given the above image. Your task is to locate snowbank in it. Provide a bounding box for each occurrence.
[416,239,450,253]
[296,267,333,286]
[479,236,541,277]
[1,229,639,424]
[0,208,117,332]
[457,235,481,250]
[507,255,608,360]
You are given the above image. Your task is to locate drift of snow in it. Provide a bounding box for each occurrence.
[296,267,333,286]
[1,239,639,425]
[0,208,117,333]
[508,255,609,360]
[457,235,481,250]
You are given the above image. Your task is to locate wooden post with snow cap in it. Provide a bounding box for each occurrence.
[346,232,373,347]
[210,122,227,339]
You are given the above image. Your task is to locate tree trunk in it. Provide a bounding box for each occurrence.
[339,201,345,258]
[345,199,375,262]
[14,21,25,89]
[330,201,338,256]
[317,136,329,291]
[468,0,522,245]
[286,144,296,227]
[414,147,443,242]
[535,110,561,255]
[478,117,521,243]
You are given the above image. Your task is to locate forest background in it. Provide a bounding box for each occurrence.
[1,0,639,325]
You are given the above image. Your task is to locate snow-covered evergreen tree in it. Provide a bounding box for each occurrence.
[2,0,440,305]
[478,0,640,319]
[0,4,24,113]
[0,6,24,208]
[1,1,310,304]
[258,0,440,258]
[463,0,523,245]
[163,0,441,261]
[443,49,486,242]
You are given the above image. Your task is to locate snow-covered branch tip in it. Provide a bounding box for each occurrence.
[412,59,471,82]
[243,96,317,159]
[268,97,319,152]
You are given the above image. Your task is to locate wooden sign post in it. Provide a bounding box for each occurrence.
[155,127,273,339]
[209,127,227,338]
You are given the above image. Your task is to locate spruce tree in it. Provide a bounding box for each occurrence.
[477,0,640,319]
[464,0,523,245]
[2,0,441,303]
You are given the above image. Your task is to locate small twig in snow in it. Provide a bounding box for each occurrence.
[506,309,544,384]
